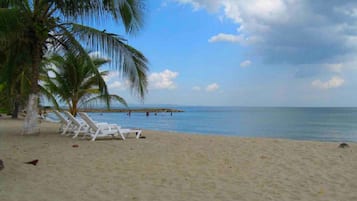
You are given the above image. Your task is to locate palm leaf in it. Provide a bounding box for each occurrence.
[71,23,148,98]
[51,0,145,33]
[82,94,128,109]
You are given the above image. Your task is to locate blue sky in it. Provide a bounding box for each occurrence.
[102,0,357,107]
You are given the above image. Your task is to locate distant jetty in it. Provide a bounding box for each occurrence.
[77,108,184,113]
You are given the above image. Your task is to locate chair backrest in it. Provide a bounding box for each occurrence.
[63,111,81,127]
[78,112,98,131]
[53,110,68,124]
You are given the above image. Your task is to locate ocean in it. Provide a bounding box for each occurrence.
[50,107,357,142]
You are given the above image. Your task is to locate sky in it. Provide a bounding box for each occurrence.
[102,0,357,107]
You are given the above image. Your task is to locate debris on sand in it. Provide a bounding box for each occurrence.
[338,143,349,148]
[25,159,39,166]
[0,159,4,170]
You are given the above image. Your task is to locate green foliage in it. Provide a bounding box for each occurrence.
[0,35,32,115]
[0,0,149,125]
[0,0,149,100]
[41,52,127,116]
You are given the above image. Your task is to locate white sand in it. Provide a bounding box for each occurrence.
[0,117,356,201]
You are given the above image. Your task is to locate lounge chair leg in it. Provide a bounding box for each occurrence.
[136,131,142,139]
[120,132,125,140]
[91,130,100,141]
[73,132,79,139]
[61,126,69,135]
[73,124,84,138]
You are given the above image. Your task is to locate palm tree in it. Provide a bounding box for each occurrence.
[41,52,127,116]
[0,39,32,118]
[0,0,148,134]
[0,70,31,118]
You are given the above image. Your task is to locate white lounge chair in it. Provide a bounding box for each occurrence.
[78,112,142,141]
[78,112,125,141]
[53,110,74,135]
[63,111,90,138]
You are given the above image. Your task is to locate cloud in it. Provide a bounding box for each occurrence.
[294,62,346,79]
[192,86,201,91]
[149,69,179,90]
[108,81,128,91]
[103,71,119,82]
[208,33,245,43]
[174,0,221,11]
[107,69,179,92]
[240,60,251,68]
[312,76,345,89]
[206,83,219,92]
[326,63,343,73]
[173,0,357,65]
[191,84,220,92]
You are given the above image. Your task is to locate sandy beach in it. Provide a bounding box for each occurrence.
[1,117,356,201]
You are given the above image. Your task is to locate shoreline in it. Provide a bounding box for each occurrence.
[79,108,184,113]
[40,107,184,114]
[1,118,356,201]
[13,115,354,143]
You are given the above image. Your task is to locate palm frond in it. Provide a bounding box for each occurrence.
[0,0,24,8]
[39,84,60,109]
[71,23,148,98]
[0,8,25,42]
[81,94,128,109]
[51,0,145,33]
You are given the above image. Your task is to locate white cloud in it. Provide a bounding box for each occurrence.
[312,76,345,89]
[192,86,201,91]
[175,0,288,23]
[240,60,252,68]
[149,69,179,90]
[325,63,343,73]
[88,51,101,58]
[206,83,219,92]
[174,0,357,66]
[192,84,219,92]
[103,71,119,82]
[174,0,221,11]
[109,81,128,91]
[208,33,245,43]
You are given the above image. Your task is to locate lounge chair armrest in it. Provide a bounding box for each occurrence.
[96,122,108,126]
[97,123,110,127]
[109,124,120,128]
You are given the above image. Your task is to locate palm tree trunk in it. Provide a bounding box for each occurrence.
[23,94,40,134]
[23,42,41,135]
[11,98,19,119]
[71,99,78,117]
[11,87,21,119]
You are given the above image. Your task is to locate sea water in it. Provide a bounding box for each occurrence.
[50,107,357,142]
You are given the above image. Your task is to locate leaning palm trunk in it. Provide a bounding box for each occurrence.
[23,93,39,134]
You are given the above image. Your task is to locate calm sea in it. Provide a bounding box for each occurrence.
[50,107,357,142]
